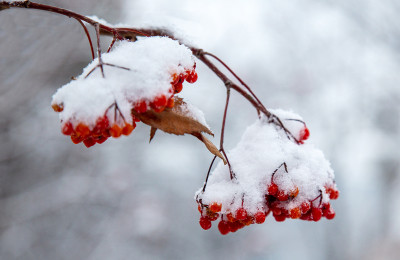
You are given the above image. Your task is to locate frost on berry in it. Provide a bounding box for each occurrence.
[195,112,339,234]
[51,37,197,147]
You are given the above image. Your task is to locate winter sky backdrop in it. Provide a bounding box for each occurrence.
[1,0,400,259]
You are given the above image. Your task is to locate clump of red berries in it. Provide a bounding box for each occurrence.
[196,163,339,235]
[56,103,137,148]
[131,66,197,114]
[197,200,270,235]
[52,66,198,147]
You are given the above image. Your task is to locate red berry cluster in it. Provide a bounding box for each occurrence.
[196,163,339,235]
[52,66,197,147]
[133,66,197,114]
[266,188,338,222]
[55,103,137,148]
[198,202,270,235]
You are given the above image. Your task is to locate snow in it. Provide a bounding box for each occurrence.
[196,112,335,214]
[179,101,210,129]
[51,36,195,128]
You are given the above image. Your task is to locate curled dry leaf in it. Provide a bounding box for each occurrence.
[192,132,227,165]
[132,97,226,163]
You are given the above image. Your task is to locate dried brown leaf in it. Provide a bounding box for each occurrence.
[149,127,157,143]
[133,97,224,160]
[192,133,227,165]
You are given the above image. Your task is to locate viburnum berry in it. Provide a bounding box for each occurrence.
[254,211,266,224]
[218,220,230,235]
[51,103,64,112]
[277,190,289,201]
[228,221,240,233]
[96,135,108,144]
[235,208,248,220]
[199,216,212,230]
[311,207,322,221]
[109,124,122,138]
[209,202,222,213]
[300,127,310,142]
[186,71,198,83]
[174,81,183,93]
[166,97,175,108]
[267,182,279,196]
[61,121,73,135]
[273,213,286,222]
[75,123,90,137]
[70,134,83,144]
[134,100,148,113]
[83,137,96,148]
[121,123,135,136]
[289,207,301,219]
[226,212,235,222]
[300,201,311,214]
[326,208,336,220]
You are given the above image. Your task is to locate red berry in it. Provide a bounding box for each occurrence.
[186,71,198,83]
[70,134,83,144]
[75,123,90,137]
[166,97,175,108]
[174,82,183,93]
[312,208,322,221]
[268,183,278,196]
[218,220,230,235]
[226,213,235,222]
[96,135,108,144]
[132,115,140,122]
[206,210,219,221]
[109,124,122,138]
[83,137,96,148]
[330,190,339,200]
[289,207,301,219]
[93,116,109,135]
[229,221,240,232]
[199,216,212,230]
[121,123,135,136]
[62,121,73,135]
[52,103,64,112]
[300,202,311,214]
[300,211,313,221]
[209,202,222,213]
[273,214,286,222]
[300,127,310,141]
[277,190,289,201]
[235,208,247,220]
[254,211,266,224]
[153,95,167,109]
[134,100,147,113]
[326,208,336,220]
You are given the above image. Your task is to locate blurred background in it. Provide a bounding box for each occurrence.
[1,0,400,259]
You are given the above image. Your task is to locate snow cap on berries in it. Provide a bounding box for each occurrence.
[52,37,196,128]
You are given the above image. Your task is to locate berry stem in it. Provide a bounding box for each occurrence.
[202,155,217,192]
[271,162,288,182]
[74,18,95,60]
[220,87,235,180]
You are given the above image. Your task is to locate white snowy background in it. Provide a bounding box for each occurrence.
[1,0,400,259]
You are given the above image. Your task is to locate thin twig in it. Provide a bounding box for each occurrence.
[202,155,217,192]
[220,87,235,180]
[74,18,95,60]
